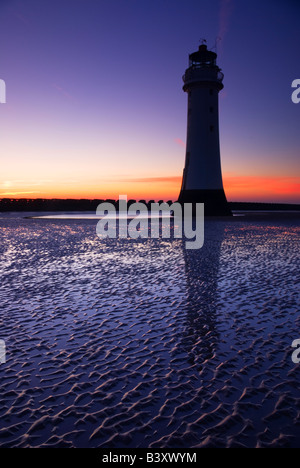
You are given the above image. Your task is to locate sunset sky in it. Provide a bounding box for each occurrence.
[0,0,299,203]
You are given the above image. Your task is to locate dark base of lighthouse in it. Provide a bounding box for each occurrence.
[178,189,232,216]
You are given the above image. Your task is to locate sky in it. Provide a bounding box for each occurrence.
[0,0,299,203]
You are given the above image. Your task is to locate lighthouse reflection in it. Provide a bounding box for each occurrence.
[179,221,225,366]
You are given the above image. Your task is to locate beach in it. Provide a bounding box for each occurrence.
[0,212,299,448]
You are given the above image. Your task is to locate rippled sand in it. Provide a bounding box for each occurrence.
[0,212,299,448]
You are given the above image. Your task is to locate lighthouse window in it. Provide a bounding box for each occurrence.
[210,125,214,132]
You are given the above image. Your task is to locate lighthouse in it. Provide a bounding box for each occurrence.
[178,44,232,216]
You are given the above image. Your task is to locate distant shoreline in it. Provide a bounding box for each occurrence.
[0,198,299,212]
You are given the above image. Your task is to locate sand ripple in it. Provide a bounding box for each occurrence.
[0,214,299,447]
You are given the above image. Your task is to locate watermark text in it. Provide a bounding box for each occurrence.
[291,339,300,363]
[291,79,300,104]
[0,79,6,104]
[0,340,6,364]
[96,196,204,250]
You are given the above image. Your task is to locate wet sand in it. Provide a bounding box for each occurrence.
[0,212,299,448]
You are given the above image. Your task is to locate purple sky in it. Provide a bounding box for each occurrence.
[0,0,299,202]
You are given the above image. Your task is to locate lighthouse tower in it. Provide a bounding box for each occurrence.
[178,43,231,216]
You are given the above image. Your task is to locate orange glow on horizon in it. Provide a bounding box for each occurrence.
[0,174,299,204]
[223,174,300,203]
